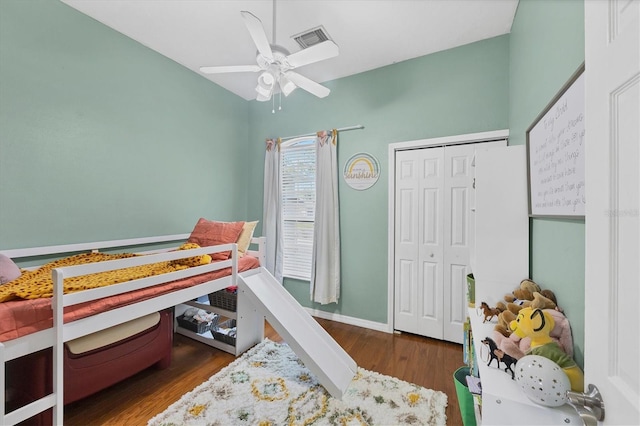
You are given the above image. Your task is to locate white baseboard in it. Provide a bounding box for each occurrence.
[304,307,393,334]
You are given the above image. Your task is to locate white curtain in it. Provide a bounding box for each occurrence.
[310,129,341,304]
[263,138,283,283]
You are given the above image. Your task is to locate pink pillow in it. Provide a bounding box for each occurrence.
[187,218,245,261]
[0,254,21,284]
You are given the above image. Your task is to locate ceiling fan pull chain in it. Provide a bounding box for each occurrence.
[272,95,275,114]
[279,90,282,111]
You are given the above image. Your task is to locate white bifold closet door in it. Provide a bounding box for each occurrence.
[394,141,504,343]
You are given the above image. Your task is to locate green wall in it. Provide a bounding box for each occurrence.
[509,0,585,368]
[247,35,510,322]
[0,0,250,250]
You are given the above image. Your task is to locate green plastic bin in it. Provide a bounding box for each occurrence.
[454,366,477,426]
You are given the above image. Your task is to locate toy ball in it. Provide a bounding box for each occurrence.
[515,355,570,407]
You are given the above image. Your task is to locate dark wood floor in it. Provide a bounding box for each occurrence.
[63,318,464,425]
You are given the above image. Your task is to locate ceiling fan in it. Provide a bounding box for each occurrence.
[199,6,339,102]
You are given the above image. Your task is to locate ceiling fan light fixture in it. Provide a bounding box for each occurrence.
[258,71,275,87]
[279,74,296,96]
[256,92,272,102]
[255,83,272,99]
[256,70,276,100]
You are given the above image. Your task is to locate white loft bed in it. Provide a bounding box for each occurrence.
[0,234,266,425]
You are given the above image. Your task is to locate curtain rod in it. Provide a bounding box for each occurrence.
[280,125,365,141]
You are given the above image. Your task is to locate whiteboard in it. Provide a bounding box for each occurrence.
[526,64,585,218]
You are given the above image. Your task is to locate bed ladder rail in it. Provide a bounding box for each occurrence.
[238,267,357,399]
[2,394,56,425]
[0,342,56,425]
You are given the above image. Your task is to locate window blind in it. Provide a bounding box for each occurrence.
[281,141,315,280]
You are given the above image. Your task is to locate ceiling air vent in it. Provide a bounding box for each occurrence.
[292,25,331,49]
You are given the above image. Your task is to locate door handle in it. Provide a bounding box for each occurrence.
[566,384,605,426]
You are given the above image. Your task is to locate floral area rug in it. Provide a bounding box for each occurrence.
[148,338,447,425]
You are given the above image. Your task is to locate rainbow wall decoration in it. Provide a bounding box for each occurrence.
[343,152,380,190]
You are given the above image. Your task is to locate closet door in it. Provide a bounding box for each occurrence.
[394,148,445,339]
[394,140,506,343]
[442,144,475,343]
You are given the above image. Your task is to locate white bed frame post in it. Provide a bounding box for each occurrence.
[52,269,65,425]
[0,341,5,421]
[252,237,266,267]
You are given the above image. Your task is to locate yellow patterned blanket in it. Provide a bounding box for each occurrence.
[0,243,211,303]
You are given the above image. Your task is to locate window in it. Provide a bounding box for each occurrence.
[280,137,315,280]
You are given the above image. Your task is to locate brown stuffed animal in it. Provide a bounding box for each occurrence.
[496,280,540,314]
[519,279,541,294]
[502,279,542,314]
[495,310,517,337]
[531,291,558,310]
[493,280,558,337]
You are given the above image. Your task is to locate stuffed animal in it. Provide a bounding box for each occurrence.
[492,308,574,360]
[504,290,557,327]
[495,309,517,337]
[499,279,555,314]
[510,307,584,392]
[519,278,541,294]
[494,279,558,337]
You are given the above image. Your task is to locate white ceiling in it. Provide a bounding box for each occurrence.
[60,0,519,101]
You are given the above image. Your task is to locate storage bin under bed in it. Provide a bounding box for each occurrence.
[211,319,237,346]
[208,288,237,311]
[177,312,219,334]
[4,308,174,425]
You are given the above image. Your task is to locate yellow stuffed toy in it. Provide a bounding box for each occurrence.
[510,307,584,392]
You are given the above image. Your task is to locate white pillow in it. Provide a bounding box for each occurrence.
[0,254,21,284]
[236,221,258,257]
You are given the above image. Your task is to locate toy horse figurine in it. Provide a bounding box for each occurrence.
[480,301,502,323]
[481,337,517,379]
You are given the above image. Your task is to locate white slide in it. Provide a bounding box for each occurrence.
[238,267,357,399]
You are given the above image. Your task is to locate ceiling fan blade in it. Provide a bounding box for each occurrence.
[240,11,273,61]
[199,65,262,74]
[284,71,330,98]
[286,40,339,68]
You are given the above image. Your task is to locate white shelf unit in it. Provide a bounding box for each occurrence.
[175,299,235,354]
[174,288,264,356]
[468,146,581,424]
[173,240,267,356]
[468,310,581,425]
